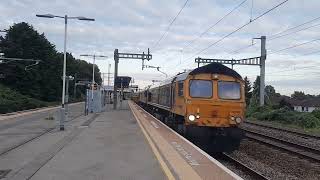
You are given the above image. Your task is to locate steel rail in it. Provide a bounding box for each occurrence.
[220,153,269,180]
[244,129,320,163]
[244,121,320,140]
[0,113,83,157]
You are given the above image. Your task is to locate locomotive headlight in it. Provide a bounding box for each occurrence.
[235,117,242,123]
[231,116,235,121]
[188,115,196,121]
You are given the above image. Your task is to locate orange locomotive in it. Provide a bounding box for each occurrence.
[137,62,245,152]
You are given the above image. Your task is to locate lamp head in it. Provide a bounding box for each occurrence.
[36,14,55,18]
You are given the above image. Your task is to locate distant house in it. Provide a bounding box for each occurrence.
[290,98,320,112]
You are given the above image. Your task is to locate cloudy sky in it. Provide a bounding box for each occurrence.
[1,0,320,95]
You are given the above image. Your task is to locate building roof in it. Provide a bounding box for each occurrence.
[290,98,320,107]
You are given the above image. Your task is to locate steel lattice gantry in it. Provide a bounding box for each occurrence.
[117,52,152,60]
[195,56,261,68]
[113,48,152,109]
[194,36,266,106]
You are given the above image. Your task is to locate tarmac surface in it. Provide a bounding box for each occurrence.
[0,103,84,157]
[0,101,165,180]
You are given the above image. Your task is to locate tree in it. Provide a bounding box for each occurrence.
[0,22,102,102]
[0,22,59,100]
[279,98,293,110]
[291,91,306,100]
[244,76,252,105]
[264,85,281,105]
[249,76,260,106]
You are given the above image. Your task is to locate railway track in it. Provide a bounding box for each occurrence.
[217,153,269,180]
[0,113,83,157]
[244,129,320,163]
[244,121,320,140]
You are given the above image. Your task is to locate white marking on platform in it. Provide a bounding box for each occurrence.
[150,121,159,129]
[171,141,200,166]
[79,125,89,128]
[133,103,242,179]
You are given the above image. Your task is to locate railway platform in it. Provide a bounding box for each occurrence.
[0,100,242,180]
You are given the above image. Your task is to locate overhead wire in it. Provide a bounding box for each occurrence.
[173,0,289,71]
[152,0,190,50]
[240,46,320,78]
[268,66,320,74]
[255,45,320,77]
[269,37,320,55]
[183,0,248,49]
[267,72,320,77]
[185,0,289,61]
[270,23,320,40]
[229,15,320,54]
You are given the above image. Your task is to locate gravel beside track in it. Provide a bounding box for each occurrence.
[244,129,320,163]
[230,139,320,180]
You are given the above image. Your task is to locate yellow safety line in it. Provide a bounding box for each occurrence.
[129,102,175,180]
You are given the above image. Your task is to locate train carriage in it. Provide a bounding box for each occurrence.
[137,62,246,152]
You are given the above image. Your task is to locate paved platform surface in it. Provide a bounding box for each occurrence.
[1,101,165,180]
[0,100,241,180]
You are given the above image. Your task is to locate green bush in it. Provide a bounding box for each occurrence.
[0,84,49,114]
[311,110,320,119]
[246,105,272,117]
[247,105,320,129]
[295,113,320,129]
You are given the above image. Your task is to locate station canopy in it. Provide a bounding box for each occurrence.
[115,76,131,88]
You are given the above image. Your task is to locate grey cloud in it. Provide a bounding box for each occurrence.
[1,0,320,93]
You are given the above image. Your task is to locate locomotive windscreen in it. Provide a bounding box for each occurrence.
[218,81,241,100]
[189,80,213,98]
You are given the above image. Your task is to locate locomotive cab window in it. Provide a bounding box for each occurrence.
[218,81,241,100]
[178,81,184,96]
[189,80,212,98]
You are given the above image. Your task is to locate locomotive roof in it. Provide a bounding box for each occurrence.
[189,62,242,79]
[154,62,242,88]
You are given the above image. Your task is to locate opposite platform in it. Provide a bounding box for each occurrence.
[28,102,166,180]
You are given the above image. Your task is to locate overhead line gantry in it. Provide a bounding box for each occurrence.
[195,36,266,107]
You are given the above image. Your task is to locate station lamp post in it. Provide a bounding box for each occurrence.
[80,54,108,85]
[36,13,95,131]
[80,54,108,102]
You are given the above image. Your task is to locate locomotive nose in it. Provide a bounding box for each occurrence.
[186,102,244,127]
